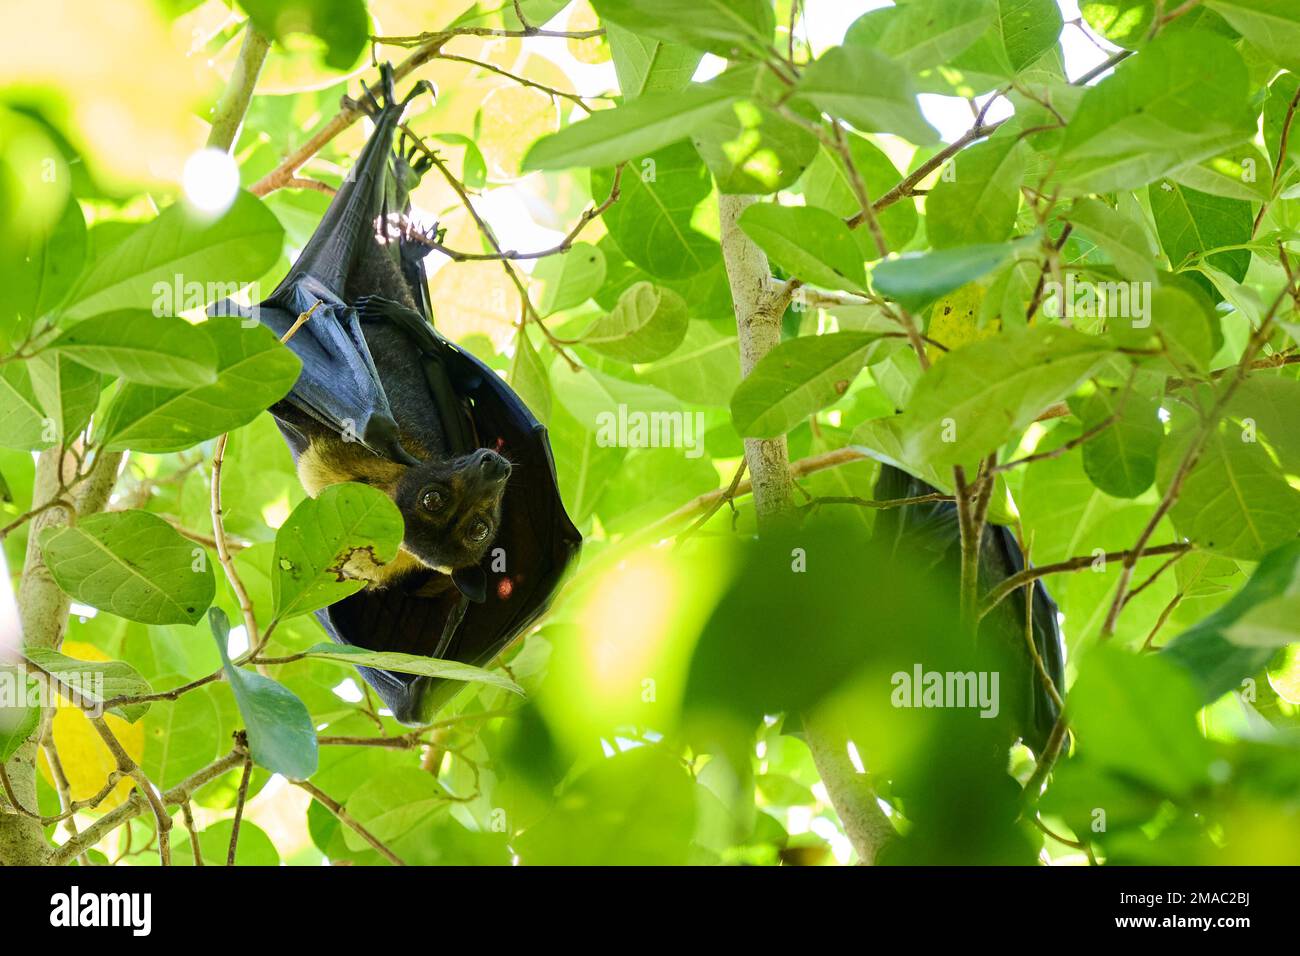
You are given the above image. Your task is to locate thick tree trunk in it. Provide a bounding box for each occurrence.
[716,192,894,864]
[717,194,795,529]
[0,450,122,865]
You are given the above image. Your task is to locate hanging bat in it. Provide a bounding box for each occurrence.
[872,463,1065,755]
[216,65,581,725]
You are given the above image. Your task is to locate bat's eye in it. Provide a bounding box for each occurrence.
[421,489,445,512]
[468,520,490,543]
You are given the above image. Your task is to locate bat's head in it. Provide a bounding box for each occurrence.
[393,448,511,574]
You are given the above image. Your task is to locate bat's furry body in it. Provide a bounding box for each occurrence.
[214,66,581,723]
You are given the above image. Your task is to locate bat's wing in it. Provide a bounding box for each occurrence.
[225,65,580,724]
[873,463,1064,754]
[213,65,425,464]
[322,316,581,723]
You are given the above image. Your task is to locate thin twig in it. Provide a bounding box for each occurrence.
[50,746,247,866]
[180,800,203,866]
[41,739,89,867]
[981,542,1191,617]
[227,755,253,866]
[293,779,407,865]
[1100,280,1296,638]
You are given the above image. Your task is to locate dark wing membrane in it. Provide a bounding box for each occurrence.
[322,325,581,724]
[236,64,581,724]
[873,463,1064,753]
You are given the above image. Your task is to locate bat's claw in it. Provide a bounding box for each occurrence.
[397,216,442,261]
[402,78,437,109]
[397,127,436,175]
[346,63,408,118]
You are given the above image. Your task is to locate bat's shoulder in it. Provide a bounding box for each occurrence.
[298,436,406,497]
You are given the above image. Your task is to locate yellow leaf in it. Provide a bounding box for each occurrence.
[426,259,521,348]
[37,642,143,813]
[926,282,999,361]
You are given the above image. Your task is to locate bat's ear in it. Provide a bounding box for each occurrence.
[451,566,488,603]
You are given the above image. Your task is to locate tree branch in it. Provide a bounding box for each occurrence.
[50,745,247,866]
[1,448,122,865]
[718,194,795,529]
[803,713,896,864]
[207,23,271,152]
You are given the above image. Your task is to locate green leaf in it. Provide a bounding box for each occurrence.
[141,679,222,789]
[27,353,100,446]
[1076,383,1163,498]
[237,0,369,71]
[1054,31,1256,194]
[1163,541,1300,701]
[0,363,52,450]
[901,325,1114,469]
[731,332,876,438]
[594,446,719,534]
[521,84,736,171]
[592,141,721,280]
[507,328,552,424]
[551,360,681,425]
[1067,197,1157,284]
[300,644,524,695]
[533,242,606,316]
[0,693,39,762]
[341,767,448,854]
[800,136,918,254]
[1264,73,1300,178]
[186,819,280,866]
[590,0,775,57]
[514,745,697,864]
[1081,0,1236,49]
[584,282,689,362]
[737,203,866,292]
[691,67,820,195]
[1149,287,1215,375]
[795,45,939,145]
[1168,146,1272,203]
[47,311,218,386]
[989,0,1065,74]
[847,0,996,72]
[871,242,1016,313]
[10,194,86,326]
[1205,0,1300,73]
[606,22,703,99]
[925,135,1027,248]
[24,648,153,723]
[39,510,215,626]
[1079,0,1158,47]
[95,318,300,453]
[1068,644,1212,796]
[209,608,317,779]
[548,403,630,522]
[429,133,487,190]
[1158,395,1300,560]
[63,191,284,321]
[1149,180,1251,283]
[640,321,741,405]
[1227,376,1300,474]
[271,482,404,620]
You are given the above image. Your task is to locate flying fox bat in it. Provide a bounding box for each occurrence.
[215,65,580,725]
[872,464,1065,755]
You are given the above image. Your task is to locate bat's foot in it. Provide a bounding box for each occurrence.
[355,293,423,327]
[401,78,437,110]
[397,127,437,175]
[343,65,435,121]
[396,215,443,260]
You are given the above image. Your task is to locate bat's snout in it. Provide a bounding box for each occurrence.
[477,449,511,483]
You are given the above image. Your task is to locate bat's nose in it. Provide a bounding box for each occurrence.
[478,449,511,482]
